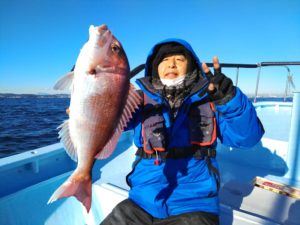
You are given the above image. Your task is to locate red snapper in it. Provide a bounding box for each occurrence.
[48,24,141,212]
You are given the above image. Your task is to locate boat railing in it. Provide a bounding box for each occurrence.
[130,61,300,102]
[205,61,300,102]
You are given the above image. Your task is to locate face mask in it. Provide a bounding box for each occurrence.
[160,75,185,87]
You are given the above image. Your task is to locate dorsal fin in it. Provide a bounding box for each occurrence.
[53,72,74,90]
[95,83,142,159]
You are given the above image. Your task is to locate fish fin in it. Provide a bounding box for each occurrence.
[95,84,142,159]
[58,120,78,162]
[47,173,92,212]
[53,72,74,90]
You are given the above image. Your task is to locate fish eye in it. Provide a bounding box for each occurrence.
[111,43,121,54]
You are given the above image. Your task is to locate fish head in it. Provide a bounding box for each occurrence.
[76,24,130,77]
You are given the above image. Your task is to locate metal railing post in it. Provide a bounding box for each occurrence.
[284,66,291,102]
[235,67,240,87]
[254,64,261,103]
[286,92,300,184]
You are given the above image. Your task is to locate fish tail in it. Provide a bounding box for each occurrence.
[47,173,92,212]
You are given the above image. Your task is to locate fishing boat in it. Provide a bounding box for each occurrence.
[0,62,299,225]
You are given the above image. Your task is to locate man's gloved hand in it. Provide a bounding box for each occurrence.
[202,56,236,105]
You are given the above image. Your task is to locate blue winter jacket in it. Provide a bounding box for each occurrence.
[126,39,264,219]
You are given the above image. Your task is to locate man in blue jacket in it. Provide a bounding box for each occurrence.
[100,39,264,225]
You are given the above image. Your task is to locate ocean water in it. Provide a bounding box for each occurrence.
[0,95,69,158]
[0,94,293,158]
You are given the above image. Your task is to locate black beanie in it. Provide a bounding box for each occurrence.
[150,43,196,78]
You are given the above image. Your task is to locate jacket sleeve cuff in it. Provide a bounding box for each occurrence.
[215,87,248,117]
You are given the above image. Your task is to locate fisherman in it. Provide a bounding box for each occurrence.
[100,39,265,225]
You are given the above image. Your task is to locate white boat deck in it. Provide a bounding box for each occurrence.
[0,102,299,225]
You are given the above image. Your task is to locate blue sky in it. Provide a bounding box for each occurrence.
[0,0,299,95]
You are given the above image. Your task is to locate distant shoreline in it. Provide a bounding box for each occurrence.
[0,93,293,99]
[0,93,70,98]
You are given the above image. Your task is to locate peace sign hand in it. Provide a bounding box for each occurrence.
[202,56,236,105]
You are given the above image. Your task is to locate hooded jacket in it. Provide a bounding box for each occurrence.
[125,39,264,219]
